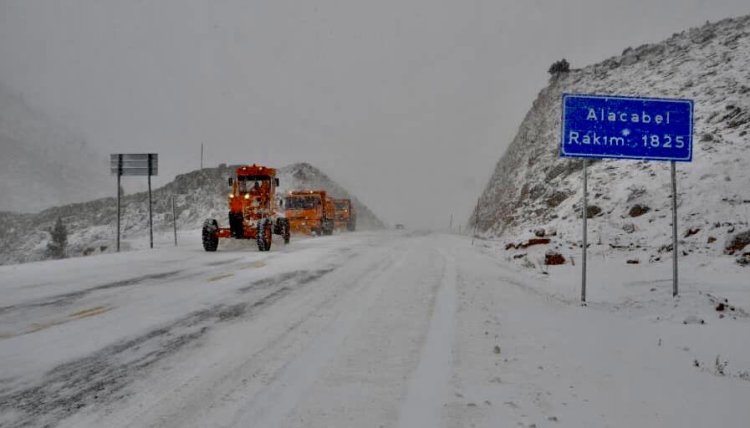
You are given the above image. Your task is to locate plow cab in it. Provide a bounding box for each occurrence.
[202,164,290,252]
[333,198,356,232]
[284,190,334,236]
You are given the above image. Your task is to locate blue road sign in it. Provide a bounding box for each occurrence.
[561,94,693,162]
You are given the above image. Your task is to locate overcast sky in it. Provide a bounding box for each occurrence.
[1,0,748,228]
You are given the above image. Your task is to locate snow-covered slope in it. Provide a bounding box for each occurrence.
[0,163,384,266]
[0,83,110,213]
[472,15,750,266]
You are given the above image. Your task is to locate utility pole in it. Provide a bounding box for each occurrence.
[148,154,154,249]
[472,199,479,245]
[172,195,178,247]
[116,155,122,252]
[200,143,204,170]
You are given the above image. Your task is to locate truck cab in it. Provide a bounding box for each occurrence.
[333,198,356,231]
[284,190,334,236]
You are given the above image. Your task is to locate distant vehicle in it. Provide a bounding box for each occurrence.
[394,224,405,230]
[285,190,335,236]
[333,198,356,232]
[201,164,290,252]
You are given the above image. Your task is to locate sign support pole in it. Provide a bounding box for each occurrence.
[111,153,159,252]
[671,161,678,297]
[148,154,154,249]
[117,154,122,253]
[581,159,588,303]
[172,196,178,247]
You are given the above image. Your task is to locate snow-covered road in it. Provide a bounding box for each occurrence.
[1,231,748,427]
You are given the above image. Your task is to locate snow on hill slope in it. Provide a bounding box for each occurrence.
[471,15,750,267]
[0,83,110,213]
[0,163,384,265]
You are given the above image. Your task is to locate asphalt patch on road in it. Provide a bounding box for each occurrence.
[237,268,334,294]
[0,271,183,316]
[204,257,243,267]
[222,268,336,322]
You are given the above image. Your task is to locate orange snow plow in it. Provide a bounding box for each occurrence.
[284,190,335,236]
[202,164,290,252]
[333,198,356,232]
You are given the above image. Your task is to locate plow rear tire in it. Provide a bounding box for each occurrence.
[323,219,334,236]
[202,219,219,252]
[277,218,291,244]
[257,219,272,251]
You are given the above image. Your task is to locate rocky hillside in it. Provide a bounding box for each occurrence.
[471,15,750,266]
[0,83,110,213]
[0,162,384,265]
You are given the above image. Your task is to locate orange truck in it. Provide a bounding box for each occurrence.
[333,198,356,231]
[284,190,335,236]
[202,164,290,252]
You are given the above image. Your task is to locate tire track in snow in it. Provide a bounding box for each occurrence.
[226,249,411,428]
[397,249,457,428]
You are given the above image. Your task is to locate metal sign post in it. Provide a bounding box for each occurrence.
[110,153,159,251]
[671,161,678,297]
[561,94,693,301]
[581,159,588,303]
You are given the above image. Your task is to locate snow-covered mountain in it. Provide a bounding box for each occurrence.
[0,162,384,265]
[471,15,750,266]
[0,83,110,213]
